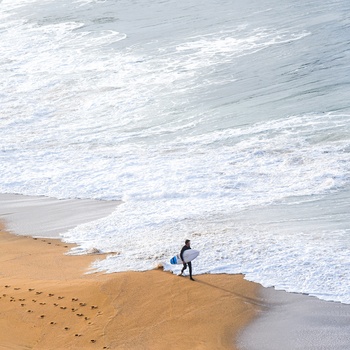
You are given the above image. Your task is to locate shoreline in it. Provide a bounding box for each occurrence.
[1,193,349,349]
[0,223,260,349]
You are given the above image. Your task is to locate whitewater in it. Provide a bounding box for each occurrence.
[1,0,350,304]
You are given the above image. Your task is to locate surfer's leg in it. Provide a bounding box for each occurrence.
[180,263,187,275]
[188,262,194,280]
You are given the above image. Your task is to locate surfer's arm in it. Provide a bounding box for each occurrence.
[180,246,190,263]
[180,247,186,263]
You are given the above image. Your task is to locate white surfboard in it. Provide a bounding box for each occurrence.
[170,249,200,265]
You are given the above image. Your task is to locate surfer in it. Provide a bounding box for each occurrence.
[179,239,195,281]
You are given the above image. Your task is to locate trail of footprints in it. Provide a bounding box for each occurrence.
[32,237,70,249]
[1,284,107,348]
[0,285,107,349]
[0,238,110,348]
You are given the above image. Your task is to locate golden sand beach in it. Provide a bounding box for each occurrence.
[0,223,260,349]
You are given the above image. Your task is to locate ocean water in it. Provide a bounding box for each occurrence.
[1,0,350,304]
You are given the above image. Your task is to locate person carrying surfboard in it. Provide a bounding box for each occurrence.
[179,239,195,281]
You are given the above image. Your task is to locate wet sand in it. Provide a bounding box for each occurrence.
[238,286,350,350]
[0,193,119,237]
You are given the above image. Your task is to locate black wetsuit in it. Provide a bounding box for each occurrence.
[180,245,193,278]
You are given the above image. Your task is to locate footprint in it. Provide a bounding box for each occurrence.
[40,315,45,318]
[50,321,56,325]
[90,340,96,343]
[75,334,81,337]
[27,310,33,313]
[49,293,54,297]
[40,302,46,305]
[14,287,20,290]
[79,302,86,306]
[64,327,70,331]
[91,306,98,309]
[5,285,10,288]
[76,313,84,317]
[28,288,35,292]
[21,304,25,307]
[60,306,67,310]
[54,303,59,307]
[36,292,42,295]
[72,298,79,301]
[58,296,64,300]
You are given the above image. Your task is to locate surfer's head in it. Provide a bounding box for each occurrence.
[185,239,190,246]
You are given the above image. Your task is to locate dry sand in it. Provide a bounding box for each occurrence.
[0,223,260,350]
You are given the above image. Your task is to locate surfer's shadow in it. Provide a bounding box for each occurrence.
[196,279,264,307]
